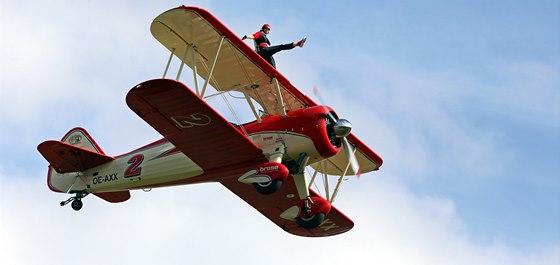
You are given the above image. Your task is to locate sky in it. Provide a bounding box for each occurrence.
[1,0,559,264]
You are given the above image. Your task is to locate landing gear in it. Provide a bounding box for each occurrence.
[285,152,309,175]
[297,212,326,229]
[296,196,332,229]
[252,152,307,195]
[253,179,283,195]
[60,191,88,211]
[70,199,83,211]
[239,161,289,195]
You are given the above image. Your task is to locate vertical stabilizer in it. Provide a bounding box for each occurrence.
[60,127,106,154]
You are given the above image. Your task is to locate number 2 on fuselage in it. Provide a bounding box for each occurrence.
[124,154,144,178]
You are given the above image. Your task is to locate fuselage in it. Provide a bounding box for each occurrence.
[48,106,342,194]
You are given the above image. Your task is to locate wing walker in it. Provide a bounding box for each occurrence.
[37,6,383,237]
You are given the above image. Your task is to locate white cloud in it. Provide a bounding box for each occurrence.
[308,56,503,180]
[0,0,168,156]
[1,171,558,265]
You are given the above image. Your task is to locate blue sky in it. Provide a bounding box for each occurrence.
[1,0,558,264]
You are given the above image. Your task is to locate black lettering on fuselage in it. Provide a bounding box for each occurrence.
[92,173,118,185]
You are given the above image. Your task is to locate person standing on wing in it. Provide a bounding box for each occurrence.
[242,24,306,68]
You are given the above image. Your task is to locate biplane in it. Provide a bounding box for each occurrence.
[37,6,383,237]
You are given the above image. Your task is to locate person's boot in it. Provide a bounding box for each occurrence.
[295,37,307,47]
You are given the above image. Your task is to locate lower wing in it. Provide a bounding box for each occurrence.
[220,176,354,237]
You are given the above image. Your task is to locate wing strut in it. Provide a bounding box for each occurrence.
[162,48,175,78]
[162,43,203,96]
[201,36,225,98]
[176,44,190,81]
[307,148,357,205]
[330,147,358,203]
[273,78,287,117]
[244,92,262,123]
[191,44,200,95]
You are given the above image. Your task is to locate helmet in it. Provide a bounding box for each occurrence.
[262,24,271,30]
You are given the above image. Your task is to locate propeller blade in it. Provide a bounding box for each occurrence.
[326,111,337,124]
[342,137,360,176]
[314,86,336,121]
[314,85,360,177]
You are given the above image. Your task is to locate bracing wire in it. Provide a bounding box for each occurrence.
[219,92,248,135]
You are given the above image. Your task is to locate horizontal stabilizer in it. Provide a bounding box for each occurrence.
[94,191,131,203]
[38,140,115,173]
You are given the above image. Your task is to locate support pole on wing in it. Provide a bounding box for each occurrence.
[176,45,191,81]
[191,45,200,96]
[201,36,225,98]
[323,167,331,202]
[310,162,331,202]
[309,167,319,189]
[162,48,175,78]
[330,147,357,204]
[272,78,287,117]
[244,92,262,123]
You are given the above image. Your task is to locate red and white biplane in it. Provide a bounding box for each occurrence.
[37,6,382,237]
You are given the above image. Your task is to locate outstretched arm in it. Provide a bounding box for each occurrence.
[242,34,255,40]
[243,31,263,40]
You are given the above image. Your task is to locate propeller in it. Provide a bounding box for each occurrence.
[313,86,360,176]
[326,113,360,176]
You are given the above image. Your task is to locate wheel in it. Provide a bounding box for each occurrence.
[296,212,326,229]
[253,179,283,195]
[71,199,83,211]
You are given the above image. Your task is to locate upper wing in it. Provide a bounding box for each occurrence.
[151,6,382,176]
[150,6,317,115]
[126,78,267,171]
[220,175,354,237]
[37,140,115,173]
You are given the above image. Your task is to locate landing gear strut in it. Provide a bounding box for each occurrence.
[288,153,333,230]
[60,191,88,211]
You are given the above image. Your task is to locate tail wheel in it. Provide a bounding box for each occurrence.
[71,199,83,211]
[253,179,283,195]
[296,212,326,229]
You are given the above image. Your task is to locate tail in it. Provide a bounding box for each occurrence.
[38,127,113,193]
[59,127,107,154]
[38,128,131,206]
